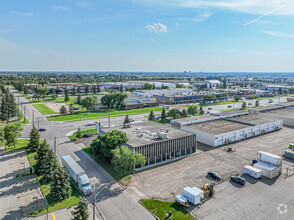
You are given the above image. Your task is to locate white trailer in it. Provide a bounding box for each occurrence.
[257,151,282,166]
[183,187,201,206]
[254,161,281,179]
[62,155,92,195]
[192,187,204,199]
[175,194,188,207]
[243,165,261,179]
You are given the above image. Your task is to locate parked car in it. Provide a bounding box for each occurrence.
[38,128,46,132]
[228,105,232,108]
[83,134,93,138]
[230,176,246,185]
[207,171,221,181]
[248,102,253,105]
[208,107,212,110]
[129,119,135,122]
[73,107,79,110]
[87,121,96,126]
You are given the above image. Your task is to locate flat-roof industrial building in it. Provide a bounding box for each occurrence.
[101,122,197,169]
[171,111,283,147]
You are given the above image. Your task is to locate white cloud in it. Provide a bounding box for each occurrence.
[11,11,34,16]
[146,23,167,33]
[264,30,294,38]
[136,0,294,16]
[185,12,212,22]
[52,5,71,11]
[76,1,90,7]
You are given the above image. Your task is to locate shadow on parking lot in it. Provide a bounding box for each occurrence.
[258,176,279,186]
[0,151,24,163]
[240,174,259,185]
[228,180,245,188]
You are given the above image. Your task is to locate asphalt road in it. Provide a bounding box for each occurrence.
[12,89,154,220]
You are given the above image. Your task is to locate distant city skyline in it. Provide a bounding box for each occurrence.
[1,0,294,72]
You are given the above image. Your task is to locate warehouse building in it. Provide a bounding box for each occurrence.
[255,103,294,127]
[172,112,282,147]
[101,122,197,169]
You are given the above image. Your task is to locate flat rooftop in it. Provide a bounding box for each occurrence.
[213,110,248,117]
[184,119,250,135]
[261,108,294,118]
[229,114,276,125]
[172,115,216,123]
[102,121,194,147]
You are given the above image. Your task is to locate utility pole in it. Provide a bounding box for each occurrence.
[33,110,35,127]
[17,97,20,123]
[23,105,26,122]
[108,110,110,127]
[37,118,40,130]
[93,183,96,220]
[54,137,57,153]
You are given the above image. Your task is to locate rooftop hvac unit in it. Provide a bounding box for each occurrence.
[136,128,142,130]
[151,133,157,137]
[158,132,167,139]
[138,134,143,138]
[166,129,169,133]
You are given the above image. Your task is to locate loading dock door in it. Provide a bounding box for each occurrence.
[265,126,269,132]
[239,131,244,140]
[217,136,223,146]
[248,129,253,138]
[230,133,236,142]
[255,128,260,135]
[270,123,274,131]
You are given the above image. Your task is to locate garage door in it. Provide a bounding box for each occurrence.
[230,133,236,142]
[239,131,244,140]
[270,123,274,131]
[217,136,223,146]
[248,129,253,137]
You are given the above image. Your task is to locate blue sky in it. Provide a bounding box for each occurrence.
[0,0,294,72]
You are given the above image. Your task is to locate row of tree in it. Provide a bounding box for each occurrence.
[0,87,18,122]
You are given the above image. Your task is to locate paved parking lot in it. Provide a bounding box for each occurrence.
[193,175,294,220]
[131,127,294,201]
[0,150,47,219]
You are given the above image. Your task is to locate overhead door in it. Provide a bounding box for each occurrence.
[217,136,223,146]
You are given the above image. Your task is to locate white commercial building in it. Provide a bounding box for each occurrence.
[172,112,283,147]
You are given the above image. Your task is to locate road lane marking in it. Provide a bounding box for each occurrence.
[51,212,56,220]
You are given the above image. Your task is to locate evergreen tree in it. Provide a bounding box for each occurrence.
[49,166,72,202]
[64,88,70,102]
[72,87,76,96]
[182,109,188,117]
[148,110,155,121]
[77,94,81,105]
[60,106,67,114]
[92,86,96,94]
[56,86,60,94]
[77,86,81,94]
[120,84,123,93]
[28,126,40,152]
[40,149,58,182]
[76,128,82,139]
[35,139,50,175]
[199,105,204,115]
[242,101,247,109]
[71,199,89,220]
[161,108,166,120]
[124,115,130,124]
[96,84,100,93]
[255,100,259,107]
[85,86,89,95]
[9,93,18,118]
[69,104,74,114]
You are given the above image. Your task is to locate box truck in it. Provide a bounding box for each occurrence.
[285,150,294,160]
[192,187,204,199]
[243,165,261,179]
[183,187,201,206]
[62,155,92,195]
[254,161,281,179]
[257,151,282,167]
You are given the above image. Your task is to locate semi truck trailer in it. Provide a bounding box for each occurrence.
[62,155,92,195]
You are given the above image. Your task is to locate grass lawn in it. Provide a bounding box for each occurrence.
[28,96,77,104]
[47,107,162,122]
[82,146,131,186]
[69,128,97,142]
[142,199,195,220]
[33,103,58,115]
[3,139,30,152]
[26,150,82,215]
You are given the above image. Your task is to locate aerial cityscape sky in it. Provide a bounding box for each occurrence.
[1,0,294,72]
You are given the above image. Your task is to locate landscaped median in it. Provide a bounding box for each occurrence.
[33,103,58,115]
[47,107,162,122]
[69,128,97,142]
[142,199,195,220]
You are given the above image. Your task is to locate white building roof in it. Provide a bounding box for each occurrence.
[205,80,221,84]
